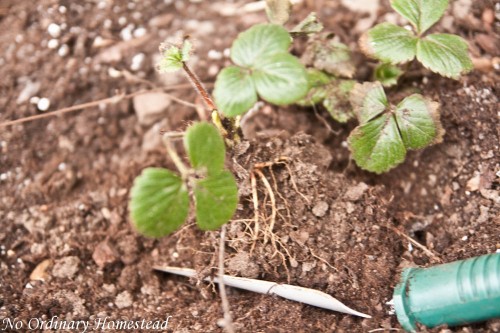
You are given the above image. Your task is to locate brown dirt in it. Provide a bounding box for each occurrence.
[0,1,499,333]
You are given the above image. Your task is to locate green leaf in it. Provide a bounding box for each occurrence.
[296,70,355,122]
[253,52,308,105]
[157,45,184,73]
[265,0,292,25]
[230,24,291,67]
[374,63,403,87]
[214,66,257,117]
[323,80,356,123]
[296,68,332,106]
[157,39,192,73]
[303,38,355,78]
[390,0,448,34]
[185,122,226,175]
[416,33,473,79]
[194,171,239,230]
[348,113,407,174]
[290,12,324,36]
[129,168,189,238]
[360,23,418,64]
[394,94,444,149]
[350,82,388,124]
[305,68,332,87]
[181,40,192,61]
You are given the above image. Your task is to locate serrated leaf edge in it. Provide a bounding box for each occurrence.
[416,35,473,79]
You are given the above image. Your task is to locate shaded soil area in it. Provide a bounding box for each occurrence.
[0,0,499,332]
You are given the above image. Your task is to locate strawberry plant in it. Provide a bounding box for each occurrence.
[129,23,309,238]
[129,0,476,238]
[129,122,238,237]
[360,0,473,79]
[297,68,356,123]
[213,24,308,117]
[373,63,403,87]
[299,33,357,123]
[130,39,239,238]
[347,82,444,173]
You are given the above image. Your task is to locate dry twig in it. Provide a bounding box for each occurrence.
[389,226,442,263]
[0,82,212,128]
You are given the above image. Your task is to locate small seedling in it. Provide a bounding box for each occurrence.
[213,24,308,117]
[157,38,240,145]
[297,68,356,123]
[302,34,355,79]
[374,63,403,87]
[157,39,192,73]
[290,12,324,36]
[299,33,357,122]
[347,82,444,173]
[129,123,238,238]
[360,0,472,79]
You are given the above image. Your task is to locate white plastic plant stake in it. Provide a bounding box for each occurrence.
[154,266,371,319]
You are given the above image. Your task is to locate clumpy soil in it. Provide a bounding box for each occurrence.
[0,0,499,332]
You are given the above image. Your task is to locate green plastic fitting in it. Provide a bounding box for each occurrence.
[393,253,500,332]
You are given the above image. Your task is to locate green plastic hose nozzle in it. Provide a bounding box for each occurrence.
[393,253,500,332]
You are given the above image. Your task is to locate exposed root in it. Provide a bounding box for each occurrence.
[308,247,338,272]
[254,169,276,245]
[246,157,300,282]
[269,167,291,219]
[218,225,235,333]
[284,162,310,204]
[250,172,259,253]
[312,104,341,135]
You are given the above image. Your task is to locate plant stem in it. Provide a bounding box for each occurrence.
[181,62,241,145]
[162,134,189,178]
[182,62,217,111]
[218,225,235,333]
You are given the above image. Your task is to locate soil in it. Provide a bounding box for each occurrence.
[0,1,499,333]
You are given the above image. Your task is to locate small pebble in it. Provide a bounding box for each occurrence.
[133,27,147,38]
[52,256,80,279]
[118,16,127,26]
[120,25,134,41]
[48,23,61,38]
[103,19,112,29]
[208,49,223,60]
[312,201,329,217]
[37,98,50,111]
[115,291,133,309]
[130,53,145,71]
[97,1,108,9]
[58,44,69,57]
[47,39,59,49]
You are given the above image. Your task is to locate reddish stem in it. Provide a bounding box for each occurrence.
[182,62,217,112]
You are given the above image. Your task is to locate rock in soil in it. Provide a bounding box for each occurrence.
[52,256,80,279]
[133,92,172,126]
